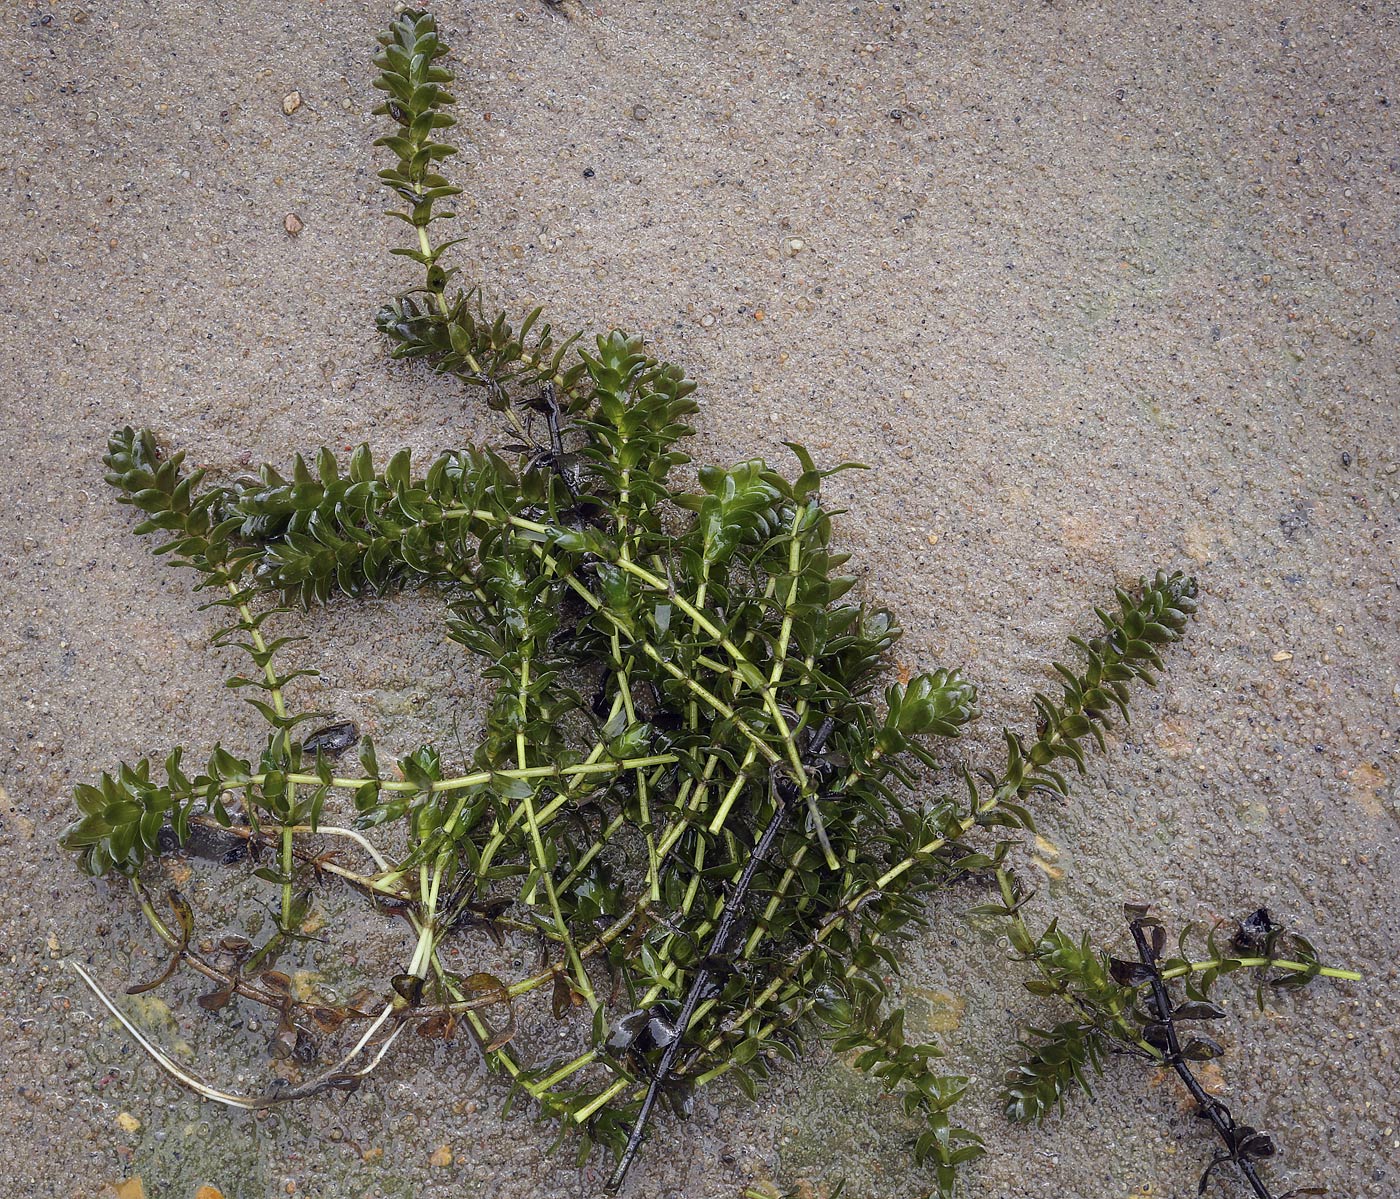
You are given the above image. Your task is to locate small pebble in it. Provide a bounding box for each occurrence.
[283,212,304,236]
[282,91,302,116]
[785,237,805,256]
[430,1145,453,1167]
[116,1111,141,1133]
[699,313,716,328]
[631,103,649,121]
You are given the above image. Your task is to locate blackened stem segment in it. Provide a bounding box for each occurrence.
[1129,920,1274,1199]
[607,726,830,1192]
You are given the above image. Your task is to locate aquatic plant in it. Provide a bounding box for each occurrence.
[60,10,1357,1197]
[988,877,1356,1198]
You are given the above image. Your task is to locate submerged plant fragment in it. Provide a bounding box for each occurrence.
[993,878,1358,1197]
[57,8,1357,1198]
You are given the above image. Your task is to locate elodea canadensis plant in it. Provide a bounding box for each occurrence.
[62,10,1357,1197]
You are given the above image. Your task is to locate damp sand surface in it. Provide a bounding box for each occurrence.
[0,3,1397,1198]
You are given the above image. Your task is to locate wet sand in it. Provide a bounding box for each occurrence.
[1,3,1396,1197]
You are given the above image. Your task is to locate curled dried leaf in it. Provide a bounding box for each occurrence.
[1180,1034,1224,1062]
[125,953,185,996]
[126,889,195,995]
[390,973,425,1007]
[259,970,293,997]
[305,1005,347,1034]
[416,1012,457,1040]
[270,1016,300,1060]
[167,889,195,942]
[1109,958,1155,987]
[197,978,237,1012]
[551,971,573,1020]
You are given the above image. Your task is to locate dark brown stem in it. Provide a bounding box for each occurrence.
[1129,920,1273,1199]
[607,756,818,1192]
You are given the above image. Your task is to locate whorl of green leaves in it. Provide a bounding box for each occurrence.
[63,755,190,879]
[996,906,1130,1124]
[102,426,235,580]
[373,8,460,291]
[1001,1018,1110,1124]
[966,570,1198,833]
[1026,573,1199,780]
[373,9,588,410]
[81,428,345,898]
[819,992,984,1192]
[878,669,979,757]
[377,289,589,411]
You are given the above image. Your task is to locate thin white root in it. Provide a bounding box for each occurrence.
[66,959,404,1108]
[297,824,392,872]
[68,959,266,1108]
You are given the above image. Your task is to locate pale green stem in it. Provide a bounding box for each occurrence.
[232,754,675,796]
[610,555,807,786]
[224,581,298,928]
